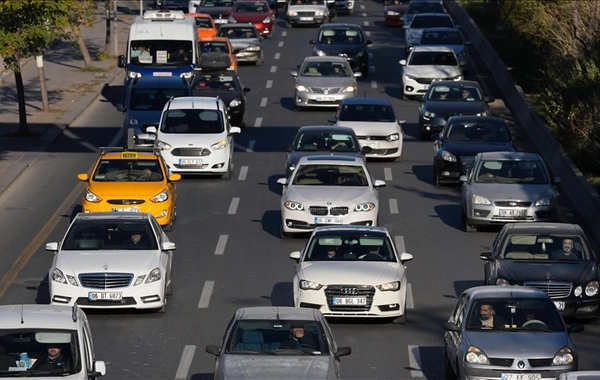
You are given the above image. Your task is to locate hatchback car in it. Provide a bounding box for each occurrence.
[205,306,351,380]
[46,212,176,313]
[461,152,561,232]
[480,222,600,319]
[217,24,264,65]
[291,56,359,111]
[188,13,218,38]
[418,27,471,72]
[277,155,385,238]
[198,37,238,71]
[191,0,235,24]
[383,0,410,27]
[404,13,455,52]
[444,286,583,380]
[228,0,276,38]
[289,226,413,323]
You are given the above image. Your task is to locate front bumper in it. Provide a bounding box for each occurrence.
[253,22,273,36]
[553,298,600,319]
[235,50,262,62]
[287,14,327,25]
[465,203,554,226]
[384,14,404,27]
[359,138,402,158]
[403,77,432,96]
[162,146,231,174]
[82,201,173,227]
[462,362,577,380]
[435,157,473,182]
[281,207,377,234]
[295,90,355,108]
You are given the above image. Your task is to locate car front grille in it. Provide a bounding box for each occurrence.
[310,87,341,94]
[528,358,553,367]
[308,206,349,216]
[357,135,388,141]
[494,201,532,207]
[488,358,514,367]
[522,281,572,298]
[171,148,211,157]
[415,77,456,85]
[325,285,375,312]
[106,200,145,205]
[297,11,316,17]
[79,273,134,289]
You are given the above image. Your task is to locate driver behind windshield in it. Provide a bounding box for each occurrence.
[280,323,318,351]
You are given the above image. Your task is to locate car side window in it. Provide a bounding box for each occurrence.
[490,229,507,258]
[149,217,163,244]
[453,294,468,327]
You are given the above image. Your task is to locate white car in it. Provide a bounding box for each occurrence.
[417,27,471,72]
[286,0,329,28]
[333,0,354,14]
[399,45,462,99]
[145,96,241,179]
[404,13,455,52]
[328,97,406,160]
[277,155,385,238]
[289,225,413,323]
[46,212,176,313]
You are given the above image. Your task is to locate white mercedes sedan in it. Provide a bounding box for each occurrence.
[289,226,413,323]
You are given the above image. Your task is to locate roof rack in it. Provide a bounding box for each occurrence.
[142,10,186,21]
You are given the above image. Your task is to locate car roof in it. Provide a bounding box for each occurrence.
[100,150,159,160]
[236,306,321,321]
[187,12,213,18]
[412,45,454,53]
[476,151,541,160]
[0,305,81,330]
[297,125,357,134]
[303,56,349,63]
[422,27,461,33]
[464,285,549,299]
[412,12,451,18]
[130,76,190,89]
[320,23,362,30]
[73,212,153,222]
[446,115,505,124]
[200,36,230,43]
[502,222,584,235]
[297,155,362,165]
[340,97,393,106]
[165,96,222,110]
[314,225,388,234]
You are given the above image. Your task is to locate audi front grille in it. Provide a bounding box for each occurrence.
[325,285,375,312]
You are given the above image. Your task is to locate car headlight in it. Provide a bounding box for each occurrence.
[287,11,297,16]
[585,281,599,296]
[386,133,400,142]
[296,84,309,92]
[476,111,490,116]
[314,11,325,16]
[145,267,162,284]
[376,281,400,291]
[128,118,139,126]
[134,275,146,286]
[404,74,417,81]
[228,16,236,23]
[356,51,364,57]
[84,190,102,203]
[211,139,227,150]
[386,10,399,15]
[127,71,141,79]
[465,346,489,365]
[472,194,492,205]
[441,150,456,162]
[262,17,271,23]
[52,268,78,286]
[457,50,467,57]
[181,71,193,79]
[156,140,172,151]
[229,99,240,107]
[534,196,552,206]
[450,75,463,81]
[552,347,575,365]
[284,201,304,211]
[245,46,261,51]
[407,34,419,43]
[496,278,510,285]
[355,202,375,212]
[299,279,323,290]
[316,50,326,56]
[151,189,168,203]
[343,85,356,93]
[423,110,436,119]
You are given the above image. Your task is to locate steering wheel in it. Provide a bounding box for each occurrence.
[522,319,547,329]
[556,251,578,260]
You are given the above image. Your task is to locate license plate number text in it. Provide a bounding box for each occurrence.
[88,292,123,301]
[332,297,366,305]
[315,217,343,224]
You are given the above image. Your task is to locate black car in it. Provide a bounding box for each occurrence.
[480,222,600,319]
[310,24,372,77]
[154,0,189,12]
[417,80,495,140]
[432,115,517,186]
[281,125,368,177]
[192,0,235,25]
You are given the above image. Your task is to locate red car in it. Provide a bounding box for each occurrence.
[383,0,410,27]
[228,0,276,38]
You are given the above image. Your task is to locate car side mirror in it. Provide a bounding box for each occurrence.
[553,176,562,184]
[290,251,301,261]
[459,175,468,182]
[243,87,251,93]
[374,179,386,188]
[399,59,407,66]
[480,251,493,261]
[400,252,413,263]
[162,242,176,251]
[277,177,288,186]
[290,70,299,78]
[281,144,292,153]
[45,242,59,252]
[335,346,352,358]
[117,55,125,68]
[169,173,181,182]
[365,40,372,46]
[327,116,337,124]
[146,126,158,134]
[205,345,220,357]
[117,103,126,112]
[397,119,407,125]
[230,126,242,134]
[309,39,316,45]
[443,322,460,332]
[353,72,362,78]
[485,96,495,103]
[77,173,89,182]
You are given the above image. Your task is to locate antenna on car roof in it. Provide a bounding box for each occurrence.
[20,304,24,324]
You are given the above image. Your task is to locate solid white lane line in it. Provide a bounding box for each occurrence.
[254,117,263,127]
[371,80,377,89]
[246,140,256,152]
[270,66,277,73]
[198,281,215,308]
[395,235,406,254]
[278,41,284,47]
[281,31,287,37]
[384,167,392,181]
[406,283,414,309]
[366,30,371,37]
[408,345,424,377]
[174,345,196,380]
[228,197,240,214]
[214,235,228,256]
[274,52,281,59]
[238,166,249,180]
[266,80,273,88]
[260,97,268,107]
[389,199,398,214]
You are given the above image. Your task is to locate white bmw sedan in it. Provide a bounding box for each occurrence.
[289,226,413,323]
[277,155,385,238]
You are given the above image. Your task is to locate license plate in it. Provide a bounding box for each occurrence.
[315,217,343,224]
[501,374,541,380]
[179,159,202,166]
[214,19,227,23]
[153,72,172,76]
[315,96,336,101]
[499,209,527,217]
[332,297,367,305]
[88,292,123,301]
[423,85,429,90]
[111,207,140,213]
[299,16,314,21]
[554,301,565,311]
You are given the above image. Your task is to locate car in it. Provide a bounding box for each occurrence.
[480,222,600,319]
[187,13,218,38]
[417,80,493,140]
[460,152,561,232]
[77,148,181,231]
[383,0,411,28]
[190,0,235,25]
[332,0,353,14]
[558,372,600,380]
[276,155,385,238]
[281,125,367,177]
[46,212,176,312]
[190,68,250,127]
[403,0,445,26]
[205,307,351,379]
[289,225,414,323]
[328,97,406,160]
[399,46,463,101]
[404,13,456,53]
[117,76,192,148]
[217,24,264,66]
[417,27,471,72]
[310,23,372,77]
[155,0,189,12]
[285,0,330,28]
[228,0,276,38]
[432,116,516,186]
[198,36,238,71]
[443,285,583,380]
[290,56,360,111]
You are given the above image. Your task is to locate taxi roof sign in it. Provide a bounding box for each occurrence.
[121,152,138,159]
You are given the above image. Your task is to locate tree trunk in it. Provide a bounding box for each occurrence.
[112,0,119,57]
[77,33,94,68]
[14,66,29,136]
[105,0,111,53]
[36,55,50,112]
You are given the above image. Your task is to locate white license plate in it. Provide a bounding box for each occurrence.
[214,19,228,23]
[111,207,140,213]
[179,159,202,166]
[152,72,172,76]
[501,374,541,380]
[332,297,367,305]
[315,96,336,101]
[88,292,123,301]
[554,301,565,311]
[315,217,343,224]
[499,209,527,217]
[299,17,314,21]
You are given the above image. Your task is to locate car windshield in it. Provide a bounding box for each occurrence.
[160,109,224,133]
[407,2,445,14]
[292,164,368,186]
[421,30,463,45]
[445,122,509,142]
[294,132,358,152]
[427,85,483,101]
[199,41,230,54]
[129,41,193,66]
[338,104,395,122]
[233,2,269,13]
[0,329,81,375]
[194,17,214,28]
[62,221,158,250]
[410,15,453,28]
[318,29,362,44]
[201,0,234,6]
[301,62,351,77]
[409,51,458,66]
[474,159,549,184]
[304,232,397,262]
[499,234,591,261]
[218,27,258,38]
[467,298,565,332]
[290,0,326,5]
[192,73,238,91]
[225,320,328,355]
[92,159,164,182]
[130,88,189,111]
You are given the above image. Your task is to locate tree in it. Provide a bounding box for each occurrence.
[60,0,97,68]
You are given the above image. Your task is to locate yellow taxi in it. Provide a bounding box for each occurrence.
[198,37,238,72]
[188,13,218,38]
[77,149,181,231]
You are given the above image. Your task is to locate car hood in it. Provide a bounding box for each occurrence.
[199,7,231,16]
[55,250,158,275]
[296,76,356,88]
[468,183,554,200]
[288,4,328,12]
[286,186,375,204]
[231,13,270,23]
[191,90,241,105]
[229,38,261,49]
[465,331,569,357]
[424,101,488,115]
[386,4,408,12]
[335,121,400,136]
[220,355,331,380]
[441,141,515,156]
[156,133,224,146]
[404,65,462,78]
[288,151,362,165]
[315,44,363,56]
[127,110,163,125]
[298,261,402,284]
[497,260,597,285]
[87,182,166,197]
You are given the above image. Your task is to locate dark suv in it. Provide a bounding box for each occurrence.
[117,76,191,148]
[310,23,371,77]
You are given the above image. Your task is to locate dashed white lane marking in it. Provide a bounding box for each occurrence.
[266,80,273,88]
[270,66,277,73]
[274,52,281,59]
[407,283,414,309]
[389,199,399,214]
[360,4,365,9]
[198,281,215,308]
[214,235,228,255]
[362,12,367,17]
[260,97,268,107]
[228,197,240,214]
[239,165,249,180]
[366,30,371,37]
[246,140,256,152]
[371,80,377,89]
[254,117,263,127]
[174,345,196,380]
[368,52,373,59]
[370,65,376,73]
[364,21,369,27]
[408,345,424,377]
[384,167,393,181]
[278,41,284,47]
[281,31,287,37]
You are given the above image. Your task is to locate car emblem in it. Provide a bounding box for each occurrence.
[324,89,329,94]
[341,287,359,295]
[327,202,332,205]
[122,200,131,205]
[517,360,525,369]
[103,263,109,271]
[366,135,371,141]
[509,201,518,206]
[546,272,551,280]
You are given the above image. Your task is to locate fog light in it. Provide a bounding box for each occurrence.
[159,210,167,218]
[287,221,292,227]
[578,305,598,313]
[141,295,161,303]
[426,126,431,131]
[84,210,90,213]
[52,296,71,304]
[442,171,450,176]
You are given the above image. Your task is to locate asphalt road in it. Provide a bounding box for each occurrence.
[0,2,599,379]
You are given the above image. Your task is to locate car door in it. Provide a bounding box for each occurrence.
[320,314,341,379]
[484,227,508,285]
[461,155,478,212]
[445,293,469,370]
[433,124,448,157]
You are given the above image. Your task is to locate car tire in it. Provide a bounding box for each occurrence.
[392,298,407,324]
[255,56,263,66]
[163,214,174,232]
[444,350,457,380]
[462,210,477,232]
[361,68,369,78]
[433,162,441,187]
[221,156,233,180]
[403,94,416,101]
[280,222,292,239]
[286,21,293,28]
[166,269,173,296]
[156,289,167,313]
[418,130,428,141]
[294,104,303,112]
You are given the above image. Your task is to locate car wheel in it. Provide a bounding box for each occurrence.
[166,268,173,296]
[418,130,428,141]
[294,104,303,112]
[221,156,232,180]
[462,210,477,232]
[403,94,416,101]
[156,288,167,313]
[280,222,292,239]
[444,350,457,380]
[433,162,441,187]
[392,298,407,324]
[361,68,369,78]
[163,214,174,232]
[255,56,263,66]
